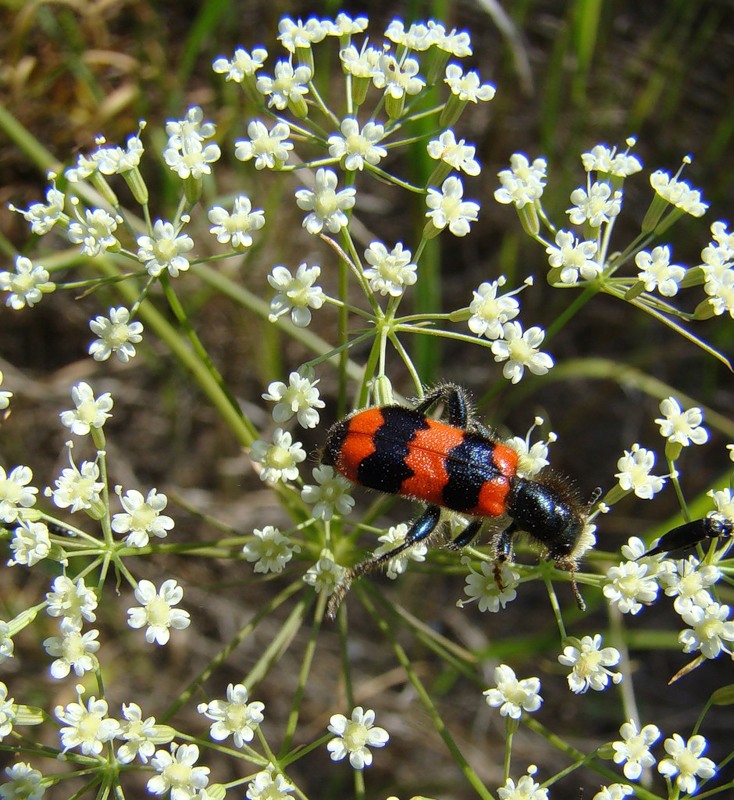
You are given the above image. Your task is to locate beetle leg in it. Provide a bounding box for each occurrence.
[447,518,483,550]
[412,383,469,428]
[327,505,442,619]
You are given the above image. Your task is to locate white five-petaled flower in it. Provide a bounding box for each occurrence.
[0,370,11,410]
[208,195,265,249]
[581,141,642,178]
[484,665,543,719]
[148,743,210,800]
[678,601,734,658]
[567,181,622,227]
[546,230,600,284]
[591,784,635,800]
[615,444,666,500]
[43,617,100,679]
[88,306,144,363]
[246,763,296,800]
[0,681,16,738]
[163,128,220,181]
[111,487,174,548]
[635,245,686,297]
[710,488,734,521]
[250,429,307,484]
[198,683,265,748]
[117,702,169,764]
[558,634,622,694]
[46,575,98,625]
[256,60,312,112]
[327,706,389,769]
[655,397,708,446]
[497,767,548,800]
[0,621,13,662]
[277,16,328,52]
[444,63,495,102]
[67,206,122,256]
[372,53,425,99]
[425,175,479,236]
[363,241,417,297]
[242,526,299,574]
[328,117,387,171]
[611,719,661,780]
[491,321,554,384]
[55,685,120,756]
[59,381,113,436]
[0,255,55,309]
[295,168,356,234]
[495,154,547,208]
[650,169,708,217]
[235,120,293,170]
[467,277,522,340]
[268,262,325,327]
[457,559,520,613]
[10,183,66,234]
[300,465,355,521]
[127,579,190,645]
[212,46,268,82]
[658,733,716,793]
[7,519,51,566]
[0,762,45,800]
[262,372,325,428]
[0,465,38,524]
[136,219,194,278]
[659,556,720,613]
[303,548,346,595]
[371,523,428,580]
[339,43,382,79]
[603,559,659,615]
[427,130,480,176]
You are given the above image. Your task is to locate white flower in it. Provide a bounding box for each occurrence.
[268,263,325,327]
[67,206,121,256]
[658,734,716,794]
[661,556,721,613]
[635,245,686,297]
[427,130,481,175]
[9,183,65,234]
[242,526,299,574]
[277,16,328,51]
[444,63,495,102]
[117,702,169,764]
[0,370,12,411]
[581,141,642,177]
[0,681,16,739]
[710,488,734,520]
[457,559,519,612]
[491,322,554,384]
[651,170,708,217]
[558,634,622,693]
[295,168,356,234]
[198,683,264,748]
[339,43,382,80]
[136,220,194,278]
[328,117,386,171]
[495,154,547,208]
[591,784,634,800]
[262,372,324,428]
[43,617,100,679]
[0,256,55,310]
[59,381,113,436]
[256,60,312,111]
[372,53,424,99]
[603,559,659,615]
[371,523,428,579]
[88,306,144,362]
[615,444,666,500]
[235,120,293,170]
[655,397,708,446]
[327,706,389,769]
[497,768,548,800]
[48,446,105,518]
[546,230,600,284]
[567,181,622,227]
[46,575,98,625]
[426,175,479,236]
[55,685,120,755]
[300,465,355,520]
[127,579,190,645]
[245,763,295,800]
[611,719,661,780]
[0,465,38,524]
[208,195,265,249]
[111,487,174,548]
[0,621,13,663]
[212,47,267,82]
[303,548,347,595]
[250,429,306,483]
[327,12,368,37]
[678,601,734,658]
[7,519,50,567]
[363,241,417,297]
[0,762,45,800]
[467,277,522,340]
[93,135,144,174]
[148,743,210,800]
[484,665,543,719]
[163,122,220,180]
